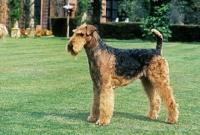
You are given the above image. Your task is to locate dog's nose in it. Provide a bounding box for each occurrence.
[67,44,73,52]
[68,44,73,49]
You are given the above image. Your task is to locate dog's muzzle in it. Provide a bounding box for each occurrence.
[67,44,78,56]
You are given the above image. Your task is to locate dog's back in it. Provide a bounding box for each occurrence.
[0,24,8,42]
[107,47,160,78]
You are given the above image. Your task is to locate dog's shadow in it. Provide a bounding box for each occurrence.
[31,111,165,124]
[114,112,165,124]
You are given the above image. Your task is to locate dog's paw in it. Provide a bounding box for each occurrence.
[87,116,97,123]
[166,117,178,124]
[95,119,110,126]
[146,112,158,120]
[166,104,179,124]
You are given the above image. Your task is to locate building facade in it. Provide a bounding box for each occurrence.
[37,0,77,29]
[8,0,118,30]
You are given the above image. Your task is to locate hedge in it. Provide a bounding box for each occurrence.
[169,25,200,42]
[51,17,200,42]
[100,22,143,39]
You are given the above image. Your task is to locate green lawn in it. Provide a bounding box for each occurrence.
[0,37,200,135]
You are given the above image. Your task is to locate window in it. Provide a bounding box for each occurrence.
[106,0,118,22]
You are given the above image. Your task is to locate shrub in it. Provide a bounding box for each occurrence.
[8,0,23,28]
[141,0,172,41]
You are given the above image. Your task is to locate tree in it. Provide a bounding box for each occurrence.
[8,0,23,28]
[0,0,8,24]
[118,0,144,22]
[184,0,200,24]
[141,0,172,41]
[171,0,200,25]
[76,0,88,24]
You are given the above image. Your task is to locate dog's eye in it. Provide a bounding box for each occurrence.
[77,33,84,37]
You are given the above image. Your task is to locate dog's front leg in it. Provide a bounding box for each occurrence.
[96,84,114,126]
[87,85,100,123]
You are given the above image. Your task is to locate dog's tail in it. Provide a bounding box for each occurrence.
[151,29,163,55]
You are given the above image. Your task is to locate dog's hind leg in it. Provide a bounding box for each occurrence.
[153,82,179,124]
[147,56,179,124]
[141,77,161,120]
[158,85,178,124]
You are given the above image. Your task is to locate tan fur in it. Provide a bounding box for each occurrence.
[67,24,179,126]
[0,24,8,42]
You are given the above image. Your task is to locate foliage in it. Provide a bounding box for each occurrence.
[8,0,23,28]
[118,0,144,22]
[0,38,200,134]
[76,0,88,24]
[141,0,172,41]
[184,0,200,24]
[0,0,8,24]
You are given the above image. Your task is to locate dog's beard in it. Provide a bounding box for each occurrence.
[67,44,79,58]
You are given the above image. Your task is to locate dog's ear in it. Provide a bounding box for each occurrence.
[86,25,96,36]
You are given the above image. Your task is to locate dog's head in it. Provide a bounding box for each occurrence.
[67,24,97,57]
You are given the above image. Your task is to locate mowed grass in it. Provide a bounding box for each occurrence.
[0,37,200,135]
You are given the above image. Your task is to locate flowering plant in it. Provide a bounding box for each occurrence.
[36,30,44,37]
[20,28,28,37]
[43,29,53,36]
[36,29,53,37]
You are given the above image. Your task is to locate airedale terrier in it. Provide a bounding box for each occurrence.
[66,24,179,126]
[0,24,8,42]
